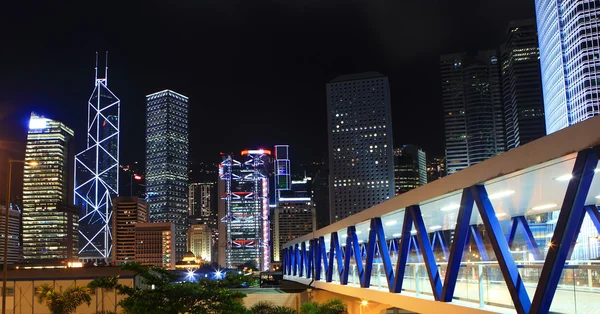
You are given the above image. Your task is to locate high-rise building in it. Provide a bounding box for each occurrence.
[111,196,147,265]
[218,149,270,271]
[188,182,217,227]
[135,222,175,269]
[188,182,218,262]
[501,19,546,150]
[273,177,315,262]
[426,156,446,183]
[145,90,189,262]
[23,113,79,261]
[74,53,120,261]
[326,72,395,223]
[187,224,212,262]
[441,51,505,174]
[0,206,21,264]
[393,145,427,195]
[312,160,330,230]
[535,0,600,134]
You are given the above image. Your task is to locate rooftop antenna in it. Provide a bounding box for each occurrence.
[94,51,98,82]
[104,51,108,86]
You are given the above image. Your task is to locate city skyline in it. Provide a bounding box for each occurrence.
[0,1,536,187]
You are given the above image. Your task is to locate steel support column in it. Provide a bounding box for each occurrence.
[392,210,413,293]
[531,148,597,314]
[300,242,306,277]
[470,225,490,262]
[472,184,531,314]
[319,236,328,280]
[506,216,542,260]
[585,205,600,233]
[408,205,443,300]
[327,231,343,282]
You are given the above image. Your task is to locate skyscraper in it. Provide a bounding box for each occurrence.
[501,19,546,150]
[535,0,600,133]
[326,72,395,223]
[0,206,21,264]
[393,145,427,195]
[218,149,270,270]
[74,53,120,261]
[188,182,216,226]
[23,113,78,261]
[187,224,212,262]
[135,222,175,269]
[273,177,315,262]
[146,90,189,262]
[111,196,147,265]
[441,51,505,174]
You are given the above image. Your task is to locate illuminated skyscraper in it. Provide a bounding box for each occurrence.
[393,145,427,195]
[218,149,270,270]
[145,90,189,262]
[111,196,147,265]
[326,72,395,223]
[23,113,79,261]
[441,51,505,174]
[135,222,175,269]
[0,206,21,264]
[187,224,212,262]
[535,0,600,133]
[74,52,120,261]
[501,19,546,150]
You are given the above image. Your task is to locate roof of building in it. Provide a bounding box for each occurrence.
[6,267,137,281]
[329,72,385,83]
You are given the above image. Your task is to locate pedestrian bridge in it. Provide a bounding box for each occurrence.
[282,116,600,314]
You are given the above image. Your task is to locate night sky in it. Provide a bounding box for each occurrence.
[0,0,535,190]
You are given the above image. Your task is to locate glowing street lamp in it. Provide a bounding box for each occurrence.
[360,300,368,314]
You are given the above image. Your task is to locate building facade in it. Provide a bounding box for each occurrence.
[74,55,120,261]
[441,51,505,174]
[218,150,270,270]
[393,145,427,195]
[111,196,148,265]
[145,90,189,262]
[312,161,330,230]
[23,113,78,261]
[535,0,600,134]
[501,19,546,150]
[426,156,446,183]
[0,206,21,264]
[326,72,395,223]
[134,222,175,269]
[187,224,212,262]
[273,177,315,262]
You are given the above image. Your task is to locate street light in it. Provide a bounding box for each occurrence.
[3,159,36,314]
[360,299,368,314]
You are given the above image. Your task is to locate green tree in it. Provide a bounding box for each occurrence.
[35,284,92,314]
[249,301,298,314]
[300,298,347,314]
[87,275,119,313]
[89,263,248,314]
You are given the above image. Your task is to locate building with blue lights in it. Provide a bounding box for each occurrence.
[145,89,189,262]
[535,0,600,133]
[74,53,120,261]
[326,72,395,223]
[23,113,79,261]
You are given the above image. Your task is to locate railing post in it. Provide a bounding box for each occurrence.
[352,264,357,286]
[415,264,420,296]
[377,263,382,290]
[588,262,593,288]
[478,264,484,308]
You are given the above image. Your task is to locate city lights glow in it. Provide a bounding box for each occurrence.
[440,204,460,211]
[531,203,557,211]
[555,174,572,181]
[488,190,515,200]
[28,117,49,129]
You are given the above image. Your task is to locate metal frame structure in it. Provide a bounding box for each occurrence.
[74,52,119,260]
[283,146,600,314]
[219,150,271,271]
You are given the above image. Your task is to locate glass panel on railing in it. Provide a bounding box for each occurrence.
[549,268,577,314]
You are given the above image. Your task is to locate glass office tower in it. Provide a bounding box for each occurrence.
[146,90,189,262]
[23,113,78,261]
[535,0,600,133]
[326,72,395,223]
